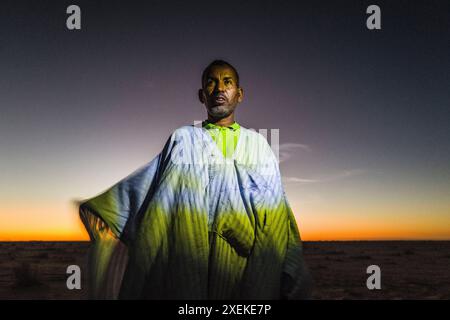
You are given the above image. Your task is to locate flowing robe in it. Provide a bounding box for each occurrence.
[79,125,311,299]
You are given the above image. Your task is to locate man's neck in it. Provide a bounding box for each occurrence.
[207,113,235,127]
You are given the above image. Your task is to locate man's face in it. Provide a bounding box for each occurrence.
[199,65,243,119]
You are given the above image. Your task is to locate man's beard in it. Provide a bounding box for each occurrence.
[207,104,235,119]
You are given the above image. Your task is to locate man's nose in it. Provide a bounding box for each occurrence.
[214,81,225,93]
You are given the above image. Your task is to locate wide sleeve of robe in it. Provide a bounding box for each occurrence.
[79,135,175,299]
[258,138,313,300]
[280,197,313,299]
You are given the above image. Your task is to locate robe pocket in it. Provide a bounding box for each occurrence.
[215,224,255,258]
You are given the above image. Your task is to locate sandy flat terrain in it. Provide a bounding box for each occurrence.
[0,241,449,299]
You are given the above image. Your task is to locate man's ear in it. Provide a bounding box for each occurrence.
[237,87,244,103]
[198,89,205,104]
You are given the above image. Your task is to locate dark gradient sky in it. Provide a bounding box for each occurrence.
[1,0,449,240]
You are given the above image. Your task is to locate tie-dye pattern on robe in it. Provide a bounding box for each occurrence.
[79,125,312,299]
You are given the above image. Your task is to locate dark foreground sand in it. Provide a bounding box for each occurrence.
[0,241,449,299]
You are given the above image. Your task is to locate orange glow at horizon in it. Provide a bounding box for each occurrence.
[1,195,450,242]
[2,210,450,242]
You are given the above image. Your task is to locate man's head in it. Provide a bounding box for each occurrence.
[198,60,244,120]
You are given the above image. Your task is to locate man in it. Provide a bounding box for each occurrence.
[79,60,311,299]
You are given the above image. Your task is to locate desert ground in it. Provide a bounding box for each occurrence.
[0,241,449,299]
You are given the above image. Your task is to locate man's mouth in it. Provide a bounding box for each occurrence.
[212,95,226,103]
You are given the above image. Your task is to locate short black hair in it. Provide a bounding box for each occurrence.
[201,60,240,87]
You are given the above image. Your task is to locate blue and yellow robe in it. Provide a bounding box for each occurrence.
[79,124,311,299]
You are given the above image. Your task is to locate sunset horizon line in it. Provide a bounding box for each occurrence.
[1,238,450,242]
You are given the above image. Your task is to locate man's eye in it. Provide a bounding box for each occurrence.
[225,80,232,85]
